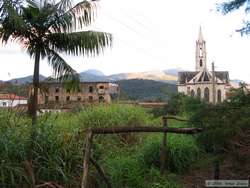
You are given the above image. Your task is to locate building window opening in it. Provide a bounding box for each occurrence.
[204,87,209,102]
[55,87,60,93]
[191,90,195,97]
[55,96,59,102]
[217,89,221,103]
[99,85,104,89]
[2,102,7,107]
[99,95,105,103]
[89,86,93,93]
[197,88,201,99]
[199,48,203,56]
[77,96,81,101]
[66,96,70,101]
[200,59,202,67]
[45,95,48,104]
[89,96,93,102]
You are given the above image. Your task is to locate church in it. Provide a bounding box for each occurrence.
[177,28,230,103]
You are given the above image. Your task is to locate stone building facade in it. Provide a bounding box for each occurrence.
[35,82,119,110]
[177,27,230,103]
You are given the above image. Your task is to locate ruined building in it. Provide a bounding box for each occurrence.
[32,81,119,111]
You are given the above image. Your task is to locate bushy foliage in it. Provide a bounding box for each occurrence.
[139,134,200,174]
[191,86,250,153]
[167,93,207,117]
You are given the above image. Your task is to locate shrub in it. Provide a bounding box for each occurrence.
[140,134,200,174]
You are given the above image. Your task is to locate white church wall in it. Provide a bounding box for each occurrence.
[177,85,187,94]
[178,83,228,103]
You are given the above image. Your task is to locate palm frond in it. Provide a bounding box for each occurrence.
[47,50,80,91]
[46,48,78,79]
[47,31,112,57]
[26,0,41,9]
[218,0,247,14]
[45,48,80,91]
[70,0,97,27]
[56,0,72,11]
[0,0,26,44]
[48,0,97,33]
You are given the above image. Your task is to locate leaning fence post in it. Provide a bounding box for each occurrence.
[160,115,168,175]
[81,130,93,188]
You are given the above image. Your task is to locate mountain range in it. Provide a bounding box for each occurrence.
[1,69,180,84]
[1,68,245,85]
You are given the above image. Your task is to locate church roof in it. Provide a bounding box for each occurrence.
[178,71,198,84]
[178,71,229,85]
[198,26,204,41]
[191,69,212,83]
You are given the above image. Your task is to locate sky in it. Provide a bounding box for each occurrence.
[0,0,250,82]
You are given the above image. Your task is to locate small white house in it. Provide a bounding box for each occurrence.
[0,93,28,108]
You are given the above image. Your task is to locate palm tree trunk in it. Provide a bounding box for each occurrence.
[27,51,40,186]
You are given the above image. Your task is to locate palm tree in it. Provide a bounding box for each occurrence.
[0,0,112,185]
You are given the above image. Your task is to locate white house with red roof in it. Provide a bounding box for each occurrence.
[0,93,28,107]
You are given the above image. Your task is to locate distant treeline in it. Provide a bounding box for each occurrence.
[116,79,177,102]
[0,83,29,97]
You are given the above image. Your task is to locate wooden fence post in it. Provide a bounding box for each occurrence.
[90,157,112,188]
[160,115,168,175]
[81,130,93,188]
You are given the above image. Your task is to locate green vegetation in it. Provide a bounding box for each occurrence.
[166,85,250,179]
[117,79,177,101]
[0,1,112,186]
[1,86,249,187]
[0,83,29,97]
[0,104,200,187]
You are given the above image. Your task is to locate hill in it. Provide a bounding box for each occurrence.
[109,70,177,83]
[7,75,46,84]
[117,79,177,101]
[3,69,178,84]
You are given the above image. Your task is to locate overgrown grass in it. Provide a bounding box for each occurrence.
[0,104,199,187]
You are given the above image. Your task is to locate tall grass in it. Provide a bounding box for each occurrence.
[139,133,200,174]
[0,104,199,187]
[0,104,153,187]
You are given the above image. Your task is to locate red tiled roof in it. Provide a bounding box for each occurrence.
[0,93,28,100]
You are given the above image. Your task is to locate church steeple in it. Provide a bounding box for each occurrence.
[198,26,203,41]
[196,26,207,71]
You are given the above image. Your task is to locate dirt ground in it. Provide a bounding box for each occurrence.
[182,132,250,188]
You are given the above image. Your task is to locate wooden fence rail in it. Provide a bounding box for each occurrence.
[87,126,202,134]
[81,115,203,188]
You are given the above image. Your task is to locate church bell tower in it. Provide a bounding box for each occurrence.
[195,27,207,71]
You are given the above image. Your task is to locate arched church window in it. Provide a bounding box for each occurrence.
[199,48,203,56]
[191,90,195,97]
[204,87,209,102]
[197,88,201,99]
[217,89,221,103]
[200,59,202,67]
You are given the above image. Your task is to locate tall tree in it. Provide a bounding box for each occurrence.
[219,0,250,35]
[0,0,112,185]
